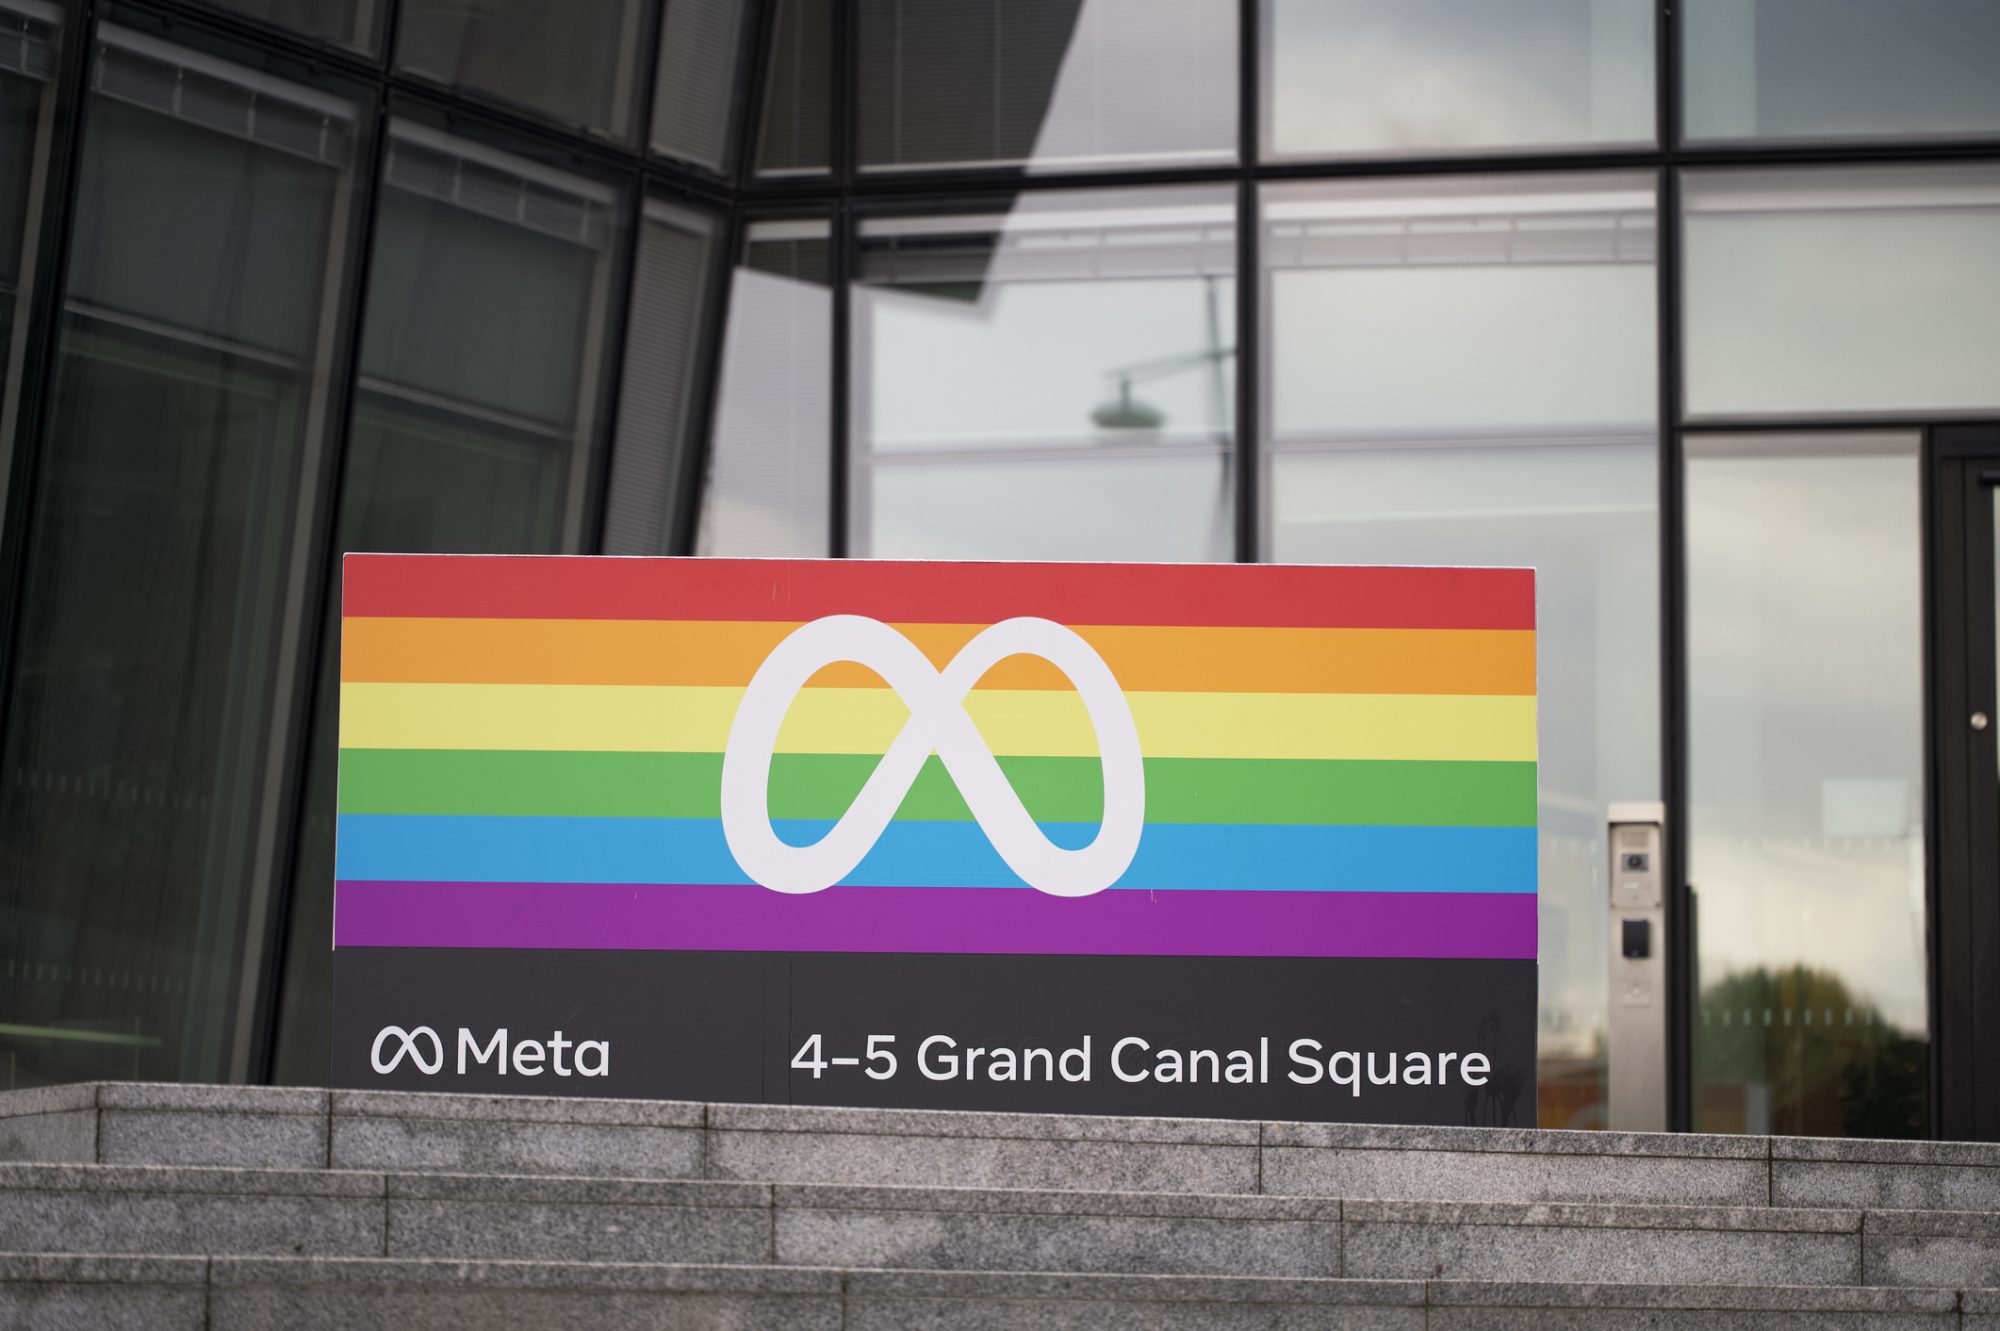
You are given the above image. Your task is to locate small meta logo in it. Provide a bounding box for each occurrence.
[370,1024,445,1074]
[369,1025,611,1078]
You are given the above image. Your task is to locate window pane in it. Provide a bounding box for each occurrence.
[1685,0,2000,144]
[652,0,750,170]
[1684,165,2000,418]
[859,0,1236,174]
[1264,0,1654,158]
[602,200,722,554]
[203,0,379,52]
[397,0,645,139]
[696,218,830,557]
[1688,434,1927,1138]
[271,126,624,1084]
[0,30,357,1087]
[0,0,62,490]
[754,0,829,177]
[854,187,1234,560]
[1263,173,1659,1130]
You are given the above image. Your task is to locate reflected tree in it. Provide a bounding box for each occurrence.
[1695,965,1924,1138]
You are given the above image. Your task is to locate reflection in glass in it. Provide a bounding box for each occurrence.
[1264,0,1653,158]
[755,0,829,177]
[1263,174,1659,1129]
[0,29,356,1087]
[852,189,1234,560]
[397,0,645,139]
[1684,165,2000,418]
[653,0,751,171]
[204,0,378,51]
[1688,434,1927,1138]
[271,126,622,1083]
[1,0,62,492]
[697,219,830,557]
[858,0,1235,174]
[602,202,723,555]
[1685,0,2000,145]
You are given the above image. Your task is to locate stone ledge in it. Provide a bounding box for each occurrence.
[1261,1121,1769,1159]
[842,1268,1424,1305]
[386,1171,764,1208]
[1428,1280,1959,1312]
[0,1086,96,1119]
[776,1182,1340,1221]
[332,1089,703,1128]
[1345,1198,1861,1233]
[209,1255,841,1294]
[1773,1136,2000,1168]
[1866,1209,2000,1238]
[98,1084,326,1115]
[0,1252,209,1284]
[0,1162,383,1198]
[710,1100,1259,1145]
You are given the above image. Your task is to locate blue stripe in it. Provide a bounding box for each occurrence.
[336,815,1537,894]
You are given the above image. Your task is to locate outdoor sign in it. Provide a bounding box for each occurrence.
[332,555,1538,1125]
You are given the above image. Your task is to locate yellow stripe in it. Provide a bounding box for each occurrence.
[340,683,1537,762]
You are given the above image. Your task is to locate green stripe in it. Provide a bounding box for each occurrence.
[339,749,1536,827]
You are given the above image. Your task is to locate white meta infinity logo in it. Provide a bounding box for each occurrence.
[370,1025,444,1075]
[720,615,1145,898]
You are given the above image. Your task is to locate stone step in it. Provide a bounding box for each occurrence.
[7,1081,2000,1212]
[5,1159,2000,1288]
[0,1253,1978,1330]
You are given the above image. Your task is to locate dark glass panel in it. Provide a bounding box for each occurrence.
[202,0,379,52]
[753,0,829,177]
[396,0,646,139]
[602,202,721,555]
[0,31,355,1087]
[857,0,1235,174]
[652,0,749,171]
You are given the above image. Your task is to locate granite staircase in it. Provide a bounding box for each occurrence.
[3,1082,2000,1327]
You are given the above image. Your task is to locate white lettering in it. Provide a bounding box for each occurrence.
[918,1034,958,1080]
[459,1028,507,1074]
[1111,1036,1150,1082]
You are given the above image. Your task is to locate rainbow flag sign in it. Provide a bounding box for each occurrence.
[333,556,1537,1124]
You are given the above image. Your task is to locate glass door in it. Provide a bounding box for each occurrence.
[1685,433,1929,1138]
[1932,427,2000,1142]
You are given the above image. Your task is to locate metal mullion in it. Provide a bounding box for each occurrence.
[1233,175,1256,563]
[1920,432,1952,1141]
[828,197,850,558]
[831,0,854,187]
[1656,0,1692,1137]
[1233,0,1257,564]
[0,0,99,816]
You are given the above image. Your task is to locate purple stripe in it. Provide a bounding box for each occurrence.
[334,881,1535,959]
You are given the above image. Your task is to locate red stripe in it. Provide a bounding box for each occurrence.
[342,555,1534,630]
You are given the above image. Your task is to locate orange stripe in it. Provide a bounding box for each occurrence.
[341,617,1534,696]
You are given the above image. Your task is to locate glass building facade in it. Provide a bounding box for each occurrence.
[2,0,1998,1141]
